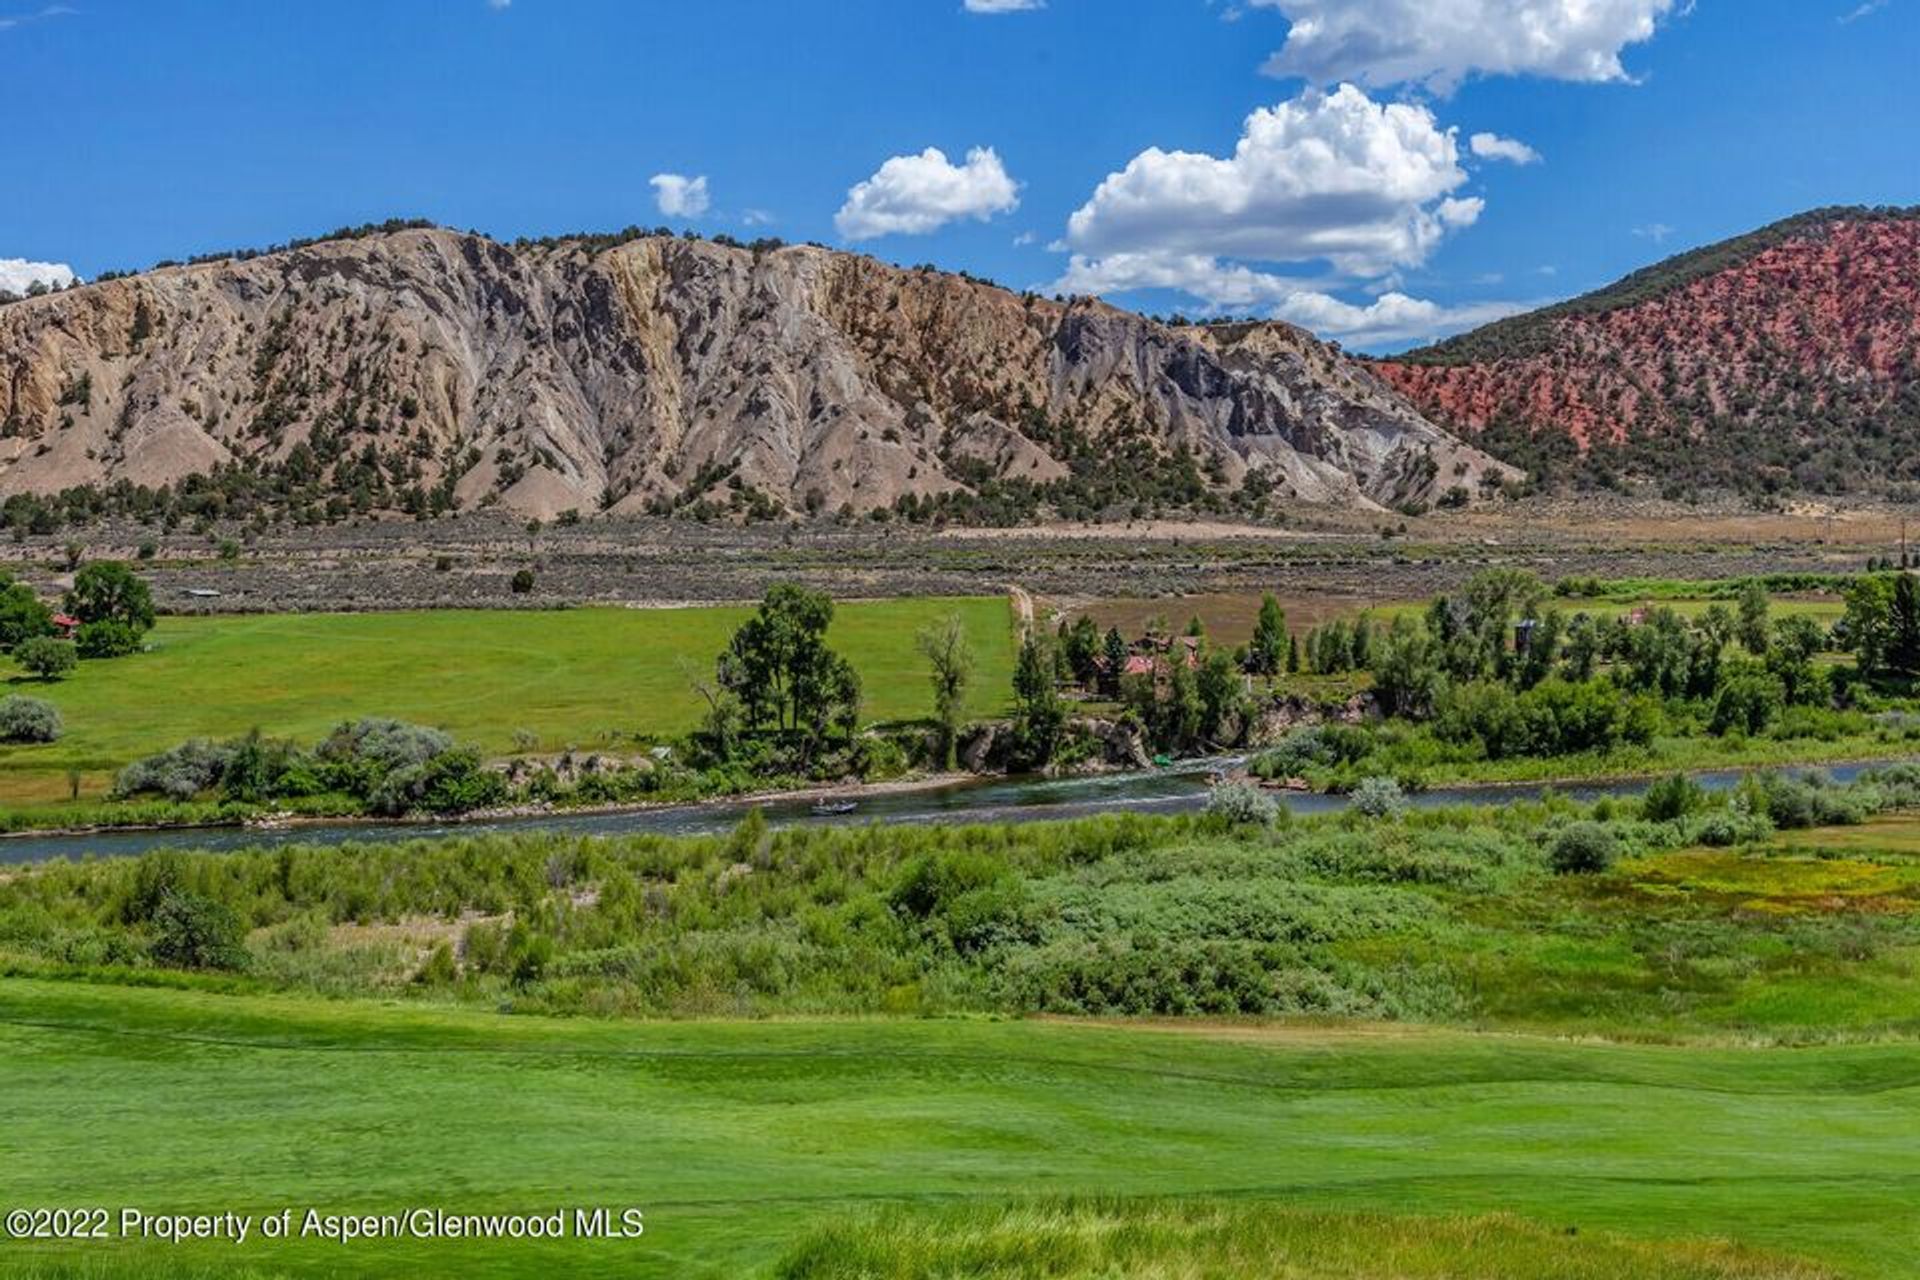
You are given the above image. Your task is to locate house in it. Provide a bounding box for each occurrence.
[50,613,79,640]
[1097,645,1201,682]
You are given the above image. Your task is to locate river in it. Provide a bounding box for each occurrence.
[1,757,1908,866]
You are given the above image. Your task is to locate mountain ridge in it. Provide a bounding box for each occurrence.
[0,225,1511,526]
[1373,206,1920,494]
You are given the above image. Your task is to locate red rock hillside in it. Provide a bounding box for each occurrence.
[1374,207,1920,493]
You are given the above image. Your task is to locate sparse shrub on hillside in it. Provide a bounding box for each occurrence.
[0,695,62,743]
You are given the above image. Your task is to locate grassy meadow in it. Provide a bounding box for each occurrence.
[0,978,1909,1279]
[7,786,1920,1274]
[0,598,1015,809]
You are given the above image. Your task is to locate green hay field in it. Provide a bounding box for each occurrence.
[0,598,1016,806]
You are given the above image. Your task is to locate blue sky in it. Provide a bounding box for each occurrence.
[2,0,1915,352]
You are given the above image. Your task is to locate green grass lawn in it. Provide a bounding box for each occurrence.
[0,599,1015,807]
[0,978,1912,1279]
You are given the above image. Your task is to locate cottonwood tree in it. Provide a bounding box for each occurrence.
[65,562,155,634]
[1248,594,1287,676]
[1010,632,1063,768]
[916,613,975,770]
[1844,576,1894,679]
[0,573,52,649]
[719,584,861,766]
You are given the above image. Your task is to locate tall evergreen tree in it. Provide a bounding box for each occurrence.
[1101,626,1127,694]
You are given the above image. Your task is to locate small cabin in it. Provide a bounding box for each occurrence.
[50,613,79,640]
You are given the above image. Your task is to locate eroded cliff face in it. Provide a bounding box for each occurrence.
[0,228,1512,519]
[1375,215,1920,459]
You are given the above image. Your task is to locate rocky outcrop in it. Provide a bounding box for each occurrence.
[958,716,1153,775]
[1251,692,1377,743]
[0,226,1512,520]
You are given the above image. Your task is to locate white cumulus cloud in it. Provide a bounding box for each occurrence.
[1271,290,1536,349]
[835,146,1019,240]
[1046,84,1546,348]
[1053,253,1306,310]
[0,258,77,295]
[1056,84,1479,299]
[1469,131,1542,164]
[1251,0,1676,92]
[650,173,711,218]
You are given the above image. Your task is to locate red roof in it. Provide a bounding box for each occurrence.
[51,613,79,627]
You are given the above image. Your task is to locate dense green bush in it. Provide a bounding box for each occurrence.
[1250,724,1374,780]
[1752,773,1869,829]
[1435,678,1653,760]
[1709,666,1785,737]
[1549,822,1619,875]
[1642,773,1707,822]
[75,618,143,658]
[115,717,501,816]
[12,635,76,680]
[148,891,249,971]
[367,745,507,816]
[65,561,155,634]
